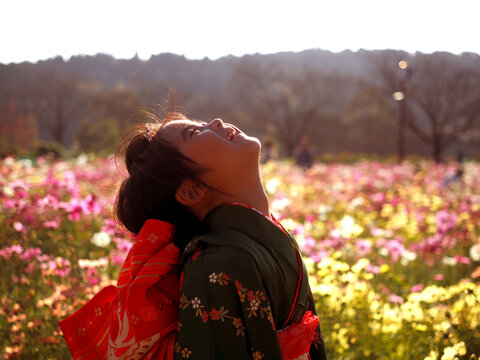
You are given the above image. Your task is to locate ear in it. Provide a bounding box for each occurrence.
[175,180,208,206]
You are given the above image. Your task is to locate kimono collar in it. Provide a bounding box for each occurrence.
[226,202,288,235]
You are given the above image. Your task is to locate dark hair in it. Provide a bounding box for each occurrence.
[114,111,207,251]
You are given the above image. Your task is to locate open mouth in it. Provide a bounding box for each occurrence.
[226,128,238,141]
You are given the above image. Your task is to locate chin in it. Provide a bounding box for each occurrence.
[246,136,261,155]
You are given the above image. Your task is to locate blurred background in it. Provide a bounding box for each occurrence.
[1,0,479,162]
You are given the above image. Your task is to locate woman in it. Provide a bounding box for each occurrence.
[60,112,327,359]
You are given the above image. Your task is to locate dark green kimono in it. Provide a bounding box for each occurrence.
[174,204,327,360]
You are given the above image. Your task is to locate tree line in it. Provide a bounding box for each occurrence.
[1,49,479,161]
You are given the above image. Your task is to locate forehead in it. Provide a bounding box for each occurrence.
[159,119,200,142]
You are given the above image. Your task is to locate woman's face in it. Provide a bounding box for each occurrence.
[159,118,261,190]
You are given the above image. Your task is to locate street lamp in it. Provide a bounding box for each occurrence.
[393,60,412,163]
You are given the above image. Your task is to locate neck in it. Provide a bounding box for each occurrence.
[192,164,270,220]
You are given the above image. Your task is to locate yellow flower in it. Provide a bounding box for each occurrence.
[380,264,389,273]
[381,204,394,218]
[453,341,466,356]
[440,346,456,360]
[424,350,438,360]
[352,258,369,273]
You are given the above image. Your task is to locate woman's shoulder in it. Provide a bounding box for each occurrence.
[183,229,258,262]
[180,229,273,275]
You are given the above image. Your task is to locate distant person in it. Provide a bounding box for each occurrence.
[295,136,313,170]
[261,140,276,163]
[442,166,464,188]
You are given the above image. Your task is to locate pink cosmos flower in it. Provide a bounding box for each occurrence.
[84,194,101,215]
[435,210,457,234]
[114,238,133,254]
[13,221,25,232]
[0,245,24,259]
[112,253,126,266]
[86,267,100,286]
[355,239,372,257]
[366,264,380,274]
[454,255,471,265]
[388,294,404,304]
[20,247,42,261]
[60,198,84,221]
[37,194,59,211]
[44,220,60,229]
[56,266,71,277]
[300,236,316,253]
[310,249,328,263]
[434,273,444,281]
[410,284,424,293]
[384,239,405,262]
[25,263,36,273]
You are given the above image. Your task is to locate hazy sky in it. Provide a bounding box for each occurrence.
[1,0,479,64]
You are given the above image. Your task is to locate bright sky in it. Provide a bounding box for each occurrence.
[1,0,479,64]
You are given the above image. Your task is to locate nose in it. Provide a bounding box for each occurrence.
[208,118,224,130]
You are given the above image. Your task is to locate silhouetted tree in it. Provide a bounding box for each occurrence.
[27,68,89,147]
[342,85,396,154]
[407,54,480,162]
[234,58,344,156]
[370,50,413,161]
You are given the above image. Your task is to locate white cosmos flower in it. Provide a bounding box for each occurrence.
[441,256,457,266]
[470,243,480,262]
[91,231,111,247]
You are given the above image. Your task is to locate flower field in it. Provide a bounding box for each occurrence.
[1,156,479,360]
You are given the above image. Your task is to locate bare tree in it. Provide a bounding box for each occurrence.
[342,84,397,155]
[28,69,89,147]
[406,54,480,162]
[370,50,413,162]
[372,51,480,162]
[234,58,343,157]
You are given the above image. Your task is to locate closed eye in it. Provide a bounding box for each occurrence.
[190,128,200,137]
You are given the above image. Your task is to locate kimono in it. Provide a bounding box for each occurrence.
[59,204,327,360]
[59,220,180,359]
[173,204,327,360]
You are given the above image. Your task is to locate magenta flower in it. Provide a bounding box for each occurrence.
[20,247,42,261]
[60,198,84,221]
